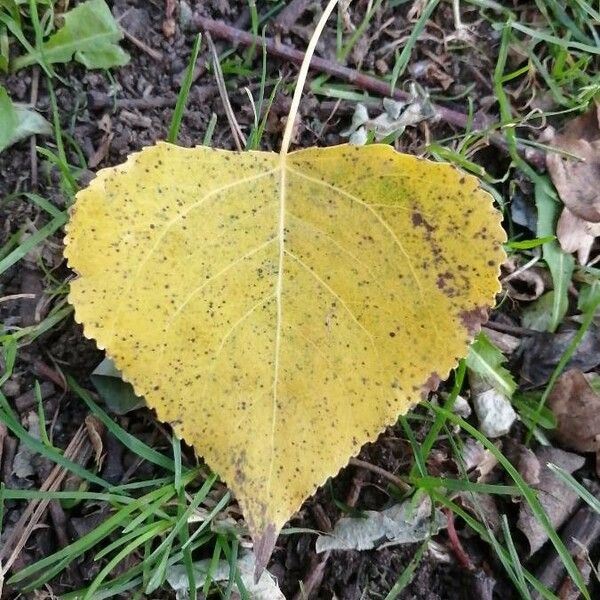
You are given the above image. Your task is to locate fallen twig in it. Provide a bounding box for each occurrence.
[349,457,411,493]
[120,26,164,62]
[444,508,475,571]
[193,14,546,168]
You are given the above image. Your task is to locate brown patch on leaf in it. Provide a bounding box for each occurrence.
[459,306,489,337]
[546,102,600,223]
[547,369,600,457]
[411,210,435,233]
[421,372,441,399]
[253,522,277,583]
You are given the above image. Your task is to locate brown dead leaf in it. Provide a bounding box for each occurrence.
[547,369,600,455]
[458,491,500,534]
[520,327,600,387]
[85,415,105,468]
[556,206,600,265]
[516,445,540,486]
[501,257,547,301]
[457,438,499,483]
[517,446,584,555]
[546,102,600,223]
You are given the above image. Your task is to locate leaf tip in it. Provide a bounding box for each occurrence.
[252,522,278,583]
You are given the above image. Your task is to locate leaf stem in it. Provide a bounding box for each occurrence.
[280,0,340,155]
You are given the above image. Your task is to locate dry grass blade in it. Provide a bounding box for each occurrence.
[0,419,101,578]
[206,32,246,151]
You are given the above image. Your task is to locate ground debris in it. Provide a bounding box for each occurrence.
[548,369,600,470]
[315,494,446,553]
[517,446,585,555]
[519,326,600,387]
[546,102,600,265]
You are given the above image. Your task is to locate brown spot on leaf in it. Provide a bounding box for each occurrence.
[459,306,489,337]
[411,210,436,233]
[436,271,454,290]
[421,372,442,399]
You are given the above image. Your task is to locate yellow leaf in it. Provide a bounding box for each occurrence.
[64,142,505,558]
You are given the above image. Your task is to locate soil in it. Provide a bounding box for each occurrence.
[1,1,598,599]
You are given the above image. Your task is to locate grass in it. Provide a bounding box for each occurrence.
[1,0,599,598]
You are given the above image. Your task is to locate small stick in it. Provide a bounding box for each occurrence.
[444,508,475,571]
[349,457,411,493]
[0,293,36,304]
[193,14,546,167]
[120,26,163,62]
[0,426,90,574]
[194,14,484,130]
[280,0,340,155]
[483,320,537,337]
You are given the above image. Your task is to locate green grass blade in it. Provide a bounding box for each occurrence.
[501,514,532,599]
[431,491,558,600]
[390,0,440,92]
[547,464,600,514]
[0,392,110,488]
[384,538,428,600]
[0,212,66,276]
[167,33,202,143]
[68,376,176,472]
[83,520,171,600]
[9,485,172,585]
[412,476,520,496]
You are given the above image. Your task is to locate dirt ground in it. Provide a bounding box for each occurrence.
[1,1,599,599]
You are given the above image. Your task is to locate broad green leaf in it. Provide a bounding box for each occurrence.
[0,85,51,153]
[64,142,505,556]
[11,0,129,71]
[521,291,556,332]
[466,332,516,397]
[91,357,145,415]
[534,177,574,332]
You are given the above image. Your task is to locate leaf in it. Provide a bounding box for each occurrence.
[315,494,445,552]
[167,552,284,600]
[547,369,600,453]
[534,176,575,332]
[64,141,505,559]
[556,207,600,265]
[521,291,557,332]
[0,85,51,153]
[466,332,516,398]
[91,357,145,415]
[11,0,129,71]
[546,102,600,223]
[517,447,584,555]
